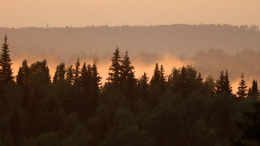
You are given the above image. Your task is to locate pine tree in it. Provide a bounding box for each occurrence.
[237,73,247,99]
[90,62,101,116]
[16,60,30,88]
[74,58,81,85]
[223,69,232,94]
[107,47,121,88]
[92,62,101,98]
[0,35,14,84]
[150,63,160,88]
[252,80,259,97]
[216,70,225,94]
[79,63,93,95]
[178,66,189,98]
[66,65,74,84]
[53,63,66,83]
[140,72,149,99]
[159,65,166,92]
[120,51,134,89]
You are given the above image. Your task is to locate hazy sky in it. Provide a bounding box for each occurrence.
[1,0,260,27]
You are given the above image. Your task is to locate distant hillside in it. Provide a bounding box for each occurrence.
[0,24,260,59]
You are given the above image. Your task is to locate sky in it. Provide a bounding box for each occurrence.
[1,0,260,28]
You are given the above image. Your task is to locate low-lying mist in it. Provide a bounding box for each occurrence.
[11,48,260,94]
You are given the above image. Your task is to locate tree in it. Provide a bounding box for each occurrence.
[0,35,14,85]
[216,70,225,94]
[53,63,66,83]
[66,65,74,84]
[139,72,149,99]
[30,59,51,83]
[159,65,166,92]
[252,80,259,100]
[224,69,232,94]
[107,47,121,89]
[150,63,160,89]
[74,58,81,85]
[216,70,232,95]
[178,66,189,98]
[120,51,134,90]
[237,73,248,99]
[16,60,30,88]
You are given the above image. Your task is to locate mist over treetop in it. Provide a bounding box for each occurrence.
[1,24,259,58]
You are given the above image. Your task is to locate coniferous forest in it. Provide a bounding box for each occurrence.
[0,35,260,146]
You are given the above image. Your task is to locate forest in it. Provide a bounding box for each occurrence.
[0,35,260,146]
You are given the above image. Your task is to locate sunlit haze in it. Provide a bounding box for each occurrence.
[1,0,260,28]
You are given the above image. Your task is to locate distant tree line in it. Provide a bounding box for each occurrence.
[0,35,259,146]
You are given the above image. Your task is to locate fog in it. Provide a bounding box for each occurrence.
[3,24,260,94]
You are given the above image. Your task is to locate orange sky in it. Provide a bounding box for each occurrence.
[1,0,260,28]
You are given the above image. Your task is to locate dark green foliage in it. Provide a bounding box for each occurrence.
[10,107,20,144]
[0,35,14,85]
[231,102,260,146]
[1,45,259,146]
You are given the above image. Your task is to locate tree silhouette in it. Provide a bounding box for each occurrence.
[159,65,166,92]
[120,51,134,90]
[107,47,121,89]
[53,63,66,83]
[237,73,247,99]
[74,58,81,85]
[0,35,14,85]
[150,63,160,89]
[224,69,232,94]
[216,70,225,94]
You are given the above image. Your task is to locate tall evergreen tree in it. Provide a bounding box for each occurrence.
[74,58,81,85]
[120,51,134,89]
[178,66,189,98]
[150,63,160,88]
[139,72,149,99]
[16,60,30,88]
[92,62,101,98]
[216,70,225,94]
[53,63,66,83]
[66,65,74,84]
[252,80,259,97]
[107,47,121,88]
[223,69,232,94]
[237,73,247,99]
[159,65,166,92]
[0,35,14,84]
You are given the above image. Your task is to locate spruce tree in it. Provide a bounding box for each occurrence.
[159,65,166,92]
[223,69,232,94]
[150,63,160,88]
[16,60,30,88]
[0,35,14,84]
[74,58,81,85]
[66,65,74,84]
[252,80,259,97]
[92,62,101,98]
[120,51,134,89]
[107,47,121,88]
[53,63,66,83]
[237,73,247,99]
[90,62,101,116]
[140,72,149,99]
[178,66,189,98]
[216,70,225,94]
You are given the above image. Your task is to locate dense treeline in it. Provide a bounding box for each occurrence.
[0,36,260,146]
